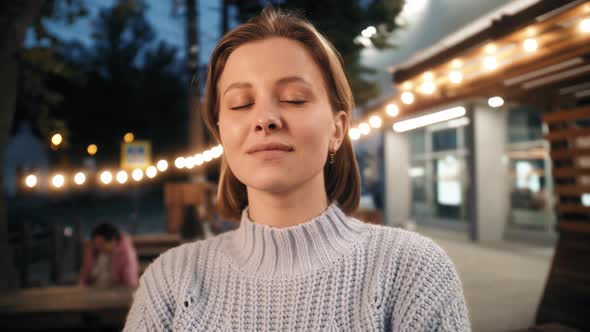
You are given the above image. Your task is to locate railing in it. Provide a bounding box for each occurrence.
[536,106,590,330]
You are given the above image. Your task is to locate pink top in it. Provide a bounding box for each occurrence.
[78,230,139,287]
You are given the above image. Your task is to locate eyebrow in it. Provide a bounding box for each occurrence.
[222,76,312,97]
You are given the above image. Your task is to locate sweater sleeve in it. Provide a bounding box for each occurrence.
[391,235,471,332]
[123,245,187,331]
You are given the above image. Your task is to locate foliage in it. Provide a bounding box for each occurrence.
[14,0,188,164]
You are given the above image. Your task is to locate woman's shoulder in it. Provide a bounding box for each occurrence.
[358,221,456,270]
[144,234,230,277]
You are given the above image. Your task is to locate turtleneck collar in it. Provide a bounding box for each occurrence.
[221,203,370,278]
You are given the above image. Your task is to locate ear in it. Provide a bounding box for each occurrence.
[332,110,348,150]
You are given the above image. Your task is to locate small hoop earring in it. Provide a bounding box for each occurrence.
[329,145,336,164]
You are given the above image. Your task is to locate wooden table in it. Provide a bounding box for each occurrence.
[0,286,135,330]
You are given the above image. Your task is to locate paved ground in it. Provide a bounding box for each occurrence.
[417,226,554,332]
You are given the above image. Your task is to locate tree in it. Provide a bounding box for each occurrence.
[0,0,87,291]
[52,0,187,164]
[233,0,404,108]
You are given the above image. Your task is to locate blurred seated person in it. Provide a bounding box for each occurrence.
[78,222,139,288]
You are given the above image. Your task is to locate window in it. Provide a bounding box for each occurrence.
[432,128,458,151]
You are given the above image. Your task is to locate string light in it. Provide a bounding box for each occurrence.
[156,160,168,172]
[100,171,113,185]
[116,171,128,184]
[422,71,434,80]
[131,169,143,182]
[52,174,65,188]
[21,142,226,190]
[203,150,213,162]
[386,103,400,117]
[449,70,463,84]
[369,115,383,128]
[185,156,196,169]
[419,81,436,94]
[358,122,371,135]
[579,18,590,33]
[349,128,361,140]
[212,145,223,158]
[175,157,186,169]
[146,166,157,178]
[194,154,204,166]
[25,175,37,188]
[523,38,538,52]
[74,172,86,185]
[451,58,463,68]
[484,43,497,54]
[483,56,498,71]
[401,91,415,104]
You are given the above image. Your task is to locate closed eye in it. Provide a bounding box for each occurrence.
[230,103,254,110]
[281,100,307,105]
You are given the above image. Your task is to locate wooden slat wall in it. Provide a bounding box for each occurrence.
[536,107,590,330]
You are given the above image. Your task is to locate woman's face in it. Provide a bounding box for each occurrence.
[217,37,346,195]
[93,235,115,254]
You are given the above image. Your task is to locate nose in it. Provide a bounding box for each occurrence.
[254,105,283,134]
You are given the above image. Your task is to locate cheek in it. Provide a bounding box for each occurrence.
[219,114,248,148]
[218,114,250,169]
[290,113,331,162]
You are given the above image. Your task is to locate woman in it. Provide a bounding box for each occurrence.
[125,7,470,331]
[78,222,139,288]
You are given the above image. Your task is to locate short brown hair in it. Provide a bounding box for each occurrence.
[202,6,360,220]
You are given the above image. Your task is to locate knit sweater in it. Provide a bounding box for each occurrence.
[124,203,471,331]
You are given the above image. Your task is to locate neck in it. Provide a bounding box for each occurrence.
[246,172,328,228]
[224,202,371,277]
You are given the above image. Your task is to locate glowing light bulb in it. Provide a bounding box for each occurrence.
[401,91,415,105]
[359,122,371,135]
[369,115,382,128]
[124,132,134,143]
[116,171,128,184]
[386,103,400,117]
[25,175,37,188]
[87,144,98,156]
[449,71,463,84]
[420,81,436,94]
[74,172,86,185]
[131,169,143,182]
[156,160,168,172]
[523,38,538,52]
[175,157,186,169]
[579,18,590,33]
[52,174,65,188]
[101,171,113,185]
[483,56,498,71]
[146,166,157,178]
[349,128,361,140]
[51,133,63,146]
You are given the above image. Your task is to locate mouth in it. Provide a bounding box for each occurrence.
[246,142,294,154]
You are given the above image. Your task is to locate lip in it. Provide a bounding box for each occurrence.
[246,142,294,154]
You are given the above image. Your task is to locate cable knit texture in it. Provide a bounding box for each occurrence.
[124,203,471,331]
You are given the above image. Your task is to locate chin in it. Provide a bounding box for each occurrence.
[245,175,297,194]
